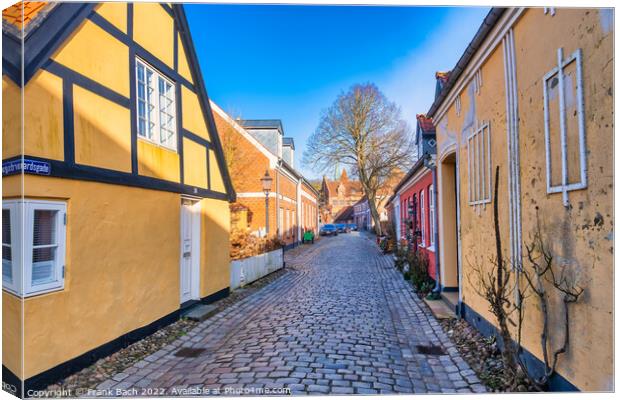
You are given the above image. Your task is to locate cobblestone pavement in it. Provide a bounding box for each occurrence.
[96,233,484,395]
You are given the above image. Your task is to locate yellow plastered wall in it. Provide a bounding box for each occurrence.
[177,33,194,84]
[15,70,65,161]
[2,76,22,159]
[73,85,132,172]
[133,3,174,68]
[2,176,23,378]
[95,2,127,33]
[183,138,208,188]
[137,139,181,182]
[182,86,211,141]
[2,292,22,379]
[512,9,613,391]
[435,8,613,391]
[209,149,226,193]
[52,20,129,97]
[15,175,180,379]
[200,198,230,297]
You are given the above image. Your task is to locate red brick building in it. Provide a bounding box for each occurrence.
[211,102,319,246]
[320,170,363,223]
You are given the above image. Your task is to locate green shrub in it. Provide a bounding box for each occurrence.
[403,271,411,280]
[407,251,433,293]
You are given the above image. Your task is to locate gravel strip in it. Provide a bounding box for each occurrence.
[440,318,538,392]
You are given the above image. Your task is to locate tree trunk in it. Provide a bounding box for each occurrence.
[367,195,383,236]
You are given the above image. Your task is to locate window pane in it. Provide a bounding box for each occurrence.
[33,210,57,246]
[2,208,11,283]
[137,63,144,82]
[2,209,10,245]
[32,247,56,285]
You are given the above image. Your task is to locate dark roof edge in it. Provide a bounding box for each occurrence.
[173,4,237,202]
[427,7,506,118]
[301,177,320,197]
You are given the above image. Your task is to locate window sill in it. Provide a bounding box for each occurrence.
[138,136,178,153]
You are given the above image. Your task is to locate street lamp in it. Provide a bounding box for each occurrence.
[260,170,273,235]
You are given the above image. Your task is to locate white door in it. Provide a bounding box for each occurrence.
[180,199,199,304]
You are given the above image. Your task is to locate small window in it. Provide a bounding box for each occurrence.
[136,58,177,150]
[467,121,492,207]
[429,185,436,247]
[2,200,66,297]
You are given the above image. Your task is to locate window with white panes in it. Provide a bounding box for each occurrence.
[136,58,177,150]
[420,190,426,246]
[429,185,436,247]
[2,200,66,297]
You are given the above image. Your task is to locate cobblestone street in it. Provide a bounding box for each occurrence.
[97,233,484,395]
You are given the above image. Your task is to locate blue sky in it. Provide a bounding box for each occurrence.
[186,5,489,179]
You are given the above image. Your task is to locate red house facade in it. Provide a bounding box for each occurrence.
[389,113,441,286]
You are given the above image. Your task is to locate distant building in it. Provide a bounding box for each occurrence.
[212,105,319,246]
[320,170,363,223]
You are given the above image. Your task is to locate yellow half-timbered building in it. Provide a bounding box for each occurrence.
[431,7,613,391]
[2,2,235,393]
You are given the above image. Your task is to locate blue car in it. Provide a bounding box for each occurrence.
[335,223,349,233]
[319,224,338,236]
[348,223,358,231]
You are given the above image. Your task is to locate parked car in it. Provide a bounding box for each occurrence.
[319,224,338,236]
[348,223,358,231]
[335,223,349,233]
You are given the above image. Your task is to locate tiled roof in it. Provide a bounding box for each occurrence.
[333,206,354,222]
[416,114,435,134]
[3,1,54,36]
[238,119,284,133]
[283,137,295,149]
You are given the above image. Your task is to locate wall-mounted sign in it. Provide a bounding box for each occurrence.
[2,159,51,176]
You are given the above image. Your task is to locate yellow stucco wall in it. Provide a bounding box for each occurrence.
[177,32,194,84]
[2,291,22,379]
[13,175,180,378]
[182,86,211,141]
[73,85,132,172]
[53,19,129,98]
[200,198,231,297]
[133,3,174,68]
[435,8,613,391]
[9,70,65,161]
[183,138,208,188]
[2,76,21,159]
[137,139,181,182]
[95,2,127,33]
[209,149,226,193]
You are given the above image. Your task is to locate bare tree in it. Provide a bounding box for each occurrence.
[303,83,414,234]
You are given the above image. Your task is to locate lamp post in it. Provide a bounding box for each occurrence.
[261,170,273,236]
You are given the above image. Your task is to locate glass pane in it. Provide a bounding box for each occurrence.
[137,63,144,82]
[2,209,10,245]
[2,258,11,283]
[33,210,56,246]
[32,247,56,285]
[2,244,11,262]
[138,82,145,100]
[138,119,146,137]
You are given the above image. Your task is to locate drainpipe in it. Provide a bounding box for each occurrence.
[425,157,441,294]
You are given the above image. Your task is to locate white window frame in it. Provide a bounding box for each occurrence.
[135,58,177,151]
[419,190,426,247]
[543,48,586,207]
[467,121,492,207]
[2,199,66,297]
[429,185,436,249]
